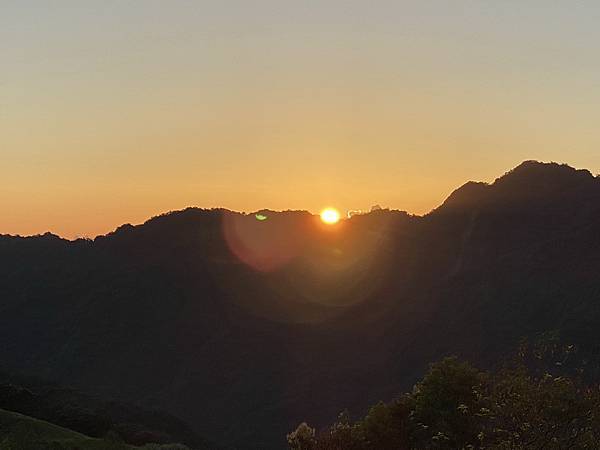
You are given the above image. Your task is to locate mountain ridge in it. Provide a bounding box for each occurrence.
[3,160,600,449]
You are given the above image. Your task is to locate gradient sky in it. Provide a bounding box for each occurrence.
[3,1,600,238]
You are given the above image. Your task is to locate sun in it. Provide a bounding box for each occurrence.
[320,207,340,225]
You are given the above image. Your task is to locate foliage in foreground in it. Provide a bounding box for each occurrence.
[288,353,600,449]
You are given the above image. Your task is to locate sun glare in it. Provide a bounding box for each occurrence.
[320,208,340,225]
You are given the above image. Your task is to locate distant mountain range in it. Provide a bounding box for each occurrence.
[2,161,600,449]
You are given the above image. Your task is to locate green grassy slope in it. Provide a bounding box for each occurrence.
[0,408,137,450]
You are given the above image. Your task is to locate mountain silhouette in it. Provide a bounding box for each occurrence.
[2,161,600,449]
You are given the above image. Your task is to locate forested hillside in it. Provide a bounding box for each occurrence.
[2,161,600,448]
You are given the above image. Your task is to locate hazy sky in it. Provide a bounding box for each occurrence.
[3,1,600,238]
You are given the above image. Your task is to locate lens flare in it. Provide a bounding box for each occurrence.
[320,208,340,224]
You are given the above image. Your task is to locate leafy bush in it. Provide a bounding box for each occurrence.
[290,356,600,449]
[287,422,316,450]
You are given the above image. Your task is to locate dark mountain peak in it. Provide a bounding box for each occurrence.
[434,161,598,215]
[40,231,61,240]
[436,181,489,213]
[96,207,224,241]
[493,160,594,190]
[111,223,135,235]
[487,161,599,209]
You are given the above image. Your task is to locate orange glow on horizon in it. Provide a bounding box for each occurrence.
[5,2,600,239]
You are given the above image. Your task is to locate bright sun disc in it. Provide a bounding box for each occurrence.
[320,208,340,224]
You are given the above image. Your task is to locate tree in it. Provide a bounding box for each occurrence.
[287,422,316,450]
[411,357,486,449]
[355,399,410,449]
[289,354,600,450]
